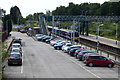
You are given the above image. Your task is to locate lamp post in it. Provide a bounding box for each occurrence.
[96,23,104,53]
[114,23,118,45]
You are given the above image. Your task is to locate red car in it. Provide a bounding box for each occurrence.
[84,55,115,68]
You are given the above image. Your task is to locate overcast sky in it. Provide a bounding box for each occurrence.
[0,0,110,18]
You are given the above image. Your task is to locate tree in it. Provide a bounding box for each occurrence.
[2,14,12,34]
[10,6,22,24]
[52,2,120,16]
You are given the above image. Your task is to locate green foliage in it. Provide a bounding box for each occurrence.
[0,43,8,62]
[52,2,120,16]
[2,14,12,33]
[26,12,45,21]
[10,6,24,24]
[89,21,120,40]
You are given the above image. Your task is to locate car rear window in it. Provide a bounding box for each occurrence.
[12,45,20,48]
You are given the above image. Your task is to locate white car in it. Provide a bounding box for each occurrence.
[11,43,22,50]
[63,45,81,53]
[50,40,62,46]
[62,43,72,52]
[11,47,22,55]
[35,34,42,37]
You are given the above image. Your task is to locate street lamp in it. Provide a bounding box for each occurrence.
[96,23,104,53]
[113,23,118,45]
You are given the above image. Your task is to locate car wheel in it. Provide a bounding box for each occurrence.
[57,47,59,50]
[108,63,113,68]
[88,62,94,67]
[19,63,22,66]
[76,56,78,59]
[79,57,82,61]
[8,63,11,66]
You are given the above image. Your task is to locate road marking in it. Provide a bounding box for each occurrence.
[21,65,23,73]
[57,50,103,80]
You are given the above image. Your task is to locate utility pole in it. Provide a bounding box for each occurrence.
[52,16,54,36]
[96,22,103,53]
[115,23,118,45]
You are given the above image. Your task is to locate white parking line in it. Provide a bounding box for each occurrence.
[57,50,103,80]
[21,66,23,73]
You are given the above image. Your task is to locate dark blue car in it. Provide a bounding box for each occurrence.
[54,43,64,50]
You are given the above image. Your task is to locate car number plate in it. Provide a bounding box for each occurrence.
[13,63,17,64]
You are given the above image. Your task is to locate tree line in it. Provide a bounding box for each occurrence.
[52,2,120,16]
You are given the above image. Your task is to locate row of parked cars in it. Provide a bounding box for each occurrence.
[35,34,116,68]
[8,37,23,66]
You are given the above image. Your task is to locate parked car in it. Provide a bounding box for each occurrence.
[50,39,62,46]
[11,43,22,50]
[69,48,81,56]
[53,42,66,50]
[74,49,89,59]
[12,37,22,45]
[10,48,22,55]
[45,37,56,43]
[62,43,72,52]
[41,36,51,42]
[66,45,82,53]
[35,34,42,37]
[20,29,27,33]
[82,52,99,61]
[8,53,22,66]
[36,35,46,41]
[77,51,94,61]
[84,55,115,68]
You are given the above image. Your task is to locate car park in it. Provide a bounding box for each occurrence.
[84,55,115,68]
[33,33,116,68]
[8,53,22,66]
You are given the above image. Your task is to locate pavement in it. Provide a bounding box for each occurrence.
[3,32,119,79]
[80,34,120,48]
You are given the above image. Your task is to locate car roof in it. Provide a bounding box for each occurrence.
[12,43,21,45]
[10,52,21,54]
[11,48,21,50]
[89,55,102,57]
[12,47,20,49]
